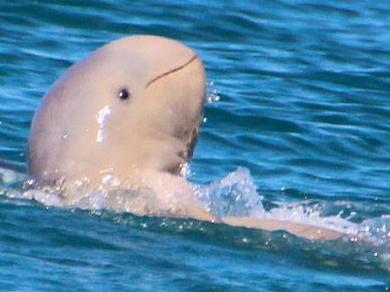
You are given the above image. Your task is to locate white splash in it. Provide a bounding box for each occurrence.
[196,168,361,235]
[206,81,220,104]
[196,167,264,217]
[96,105,111,143]
[0,168,26,185]
[1,166,389,269]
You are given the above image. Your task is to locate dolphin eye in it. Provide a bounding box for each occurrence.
[118,88,130,101]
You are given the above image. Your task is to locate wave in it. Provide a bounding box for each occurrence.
[0,166,388,272]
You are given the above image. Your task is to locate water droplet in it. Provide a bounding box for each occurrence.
[206,81,220,103]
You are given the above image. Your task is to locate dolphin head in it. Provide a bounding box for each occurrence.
[29,35,206,183]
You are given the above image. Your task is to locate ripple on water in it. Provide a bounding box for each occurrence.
[0,0,389,289]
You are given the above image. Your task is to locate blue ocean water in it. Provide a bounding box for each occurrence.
[0,0,389,290]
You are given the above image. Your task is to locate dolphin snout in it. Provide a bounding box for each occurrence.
[145,55,198,89]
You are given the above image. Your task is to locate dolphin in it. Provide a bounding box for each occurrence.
[28,35,344,240]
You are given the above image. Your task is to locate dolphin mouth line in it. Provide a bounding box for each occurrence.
[145,55,198,88]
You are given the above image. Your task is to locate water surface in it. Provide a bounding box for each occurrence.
[0,0,389,290]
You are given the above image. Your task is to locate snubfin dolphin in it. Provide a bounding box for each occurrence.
[28,35,344,240]
[29,35,203,183]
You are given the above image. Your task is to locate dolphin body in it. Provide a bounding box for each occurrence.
[29,35,343,240]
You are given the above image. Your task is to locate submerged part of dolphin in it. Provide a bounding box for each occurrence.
[28,35,344,240]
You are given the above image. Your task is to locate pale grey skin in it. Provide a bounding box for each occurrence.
[29,35,344,240]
